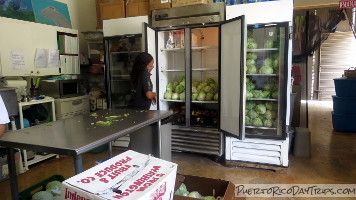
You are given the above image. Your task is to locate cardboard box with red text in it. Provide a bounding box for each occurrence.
[173,174,235,200]
[62,150,178,200]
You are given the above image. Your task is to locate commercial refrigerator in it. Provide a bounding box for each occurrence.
[225,0,293,167]
[149,3,246,157]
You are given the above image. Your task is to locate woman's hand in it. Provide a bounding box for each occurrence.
[152,97,157,105]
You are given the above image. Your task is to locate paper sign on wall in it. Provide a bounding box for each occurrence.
[35,49,60,68]
[11,50,26,70]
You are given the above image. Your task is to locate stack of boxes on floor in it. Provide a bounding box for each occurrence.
[332,77,356,132]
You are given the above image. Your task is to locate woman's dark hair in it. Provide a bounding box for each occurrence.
[130,52,153,87]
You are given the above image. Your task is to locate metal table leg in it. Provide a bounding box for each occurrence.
[74,155,83,174]
[157,120,162,158]
[109,142,113,158]
[7,148,19,200]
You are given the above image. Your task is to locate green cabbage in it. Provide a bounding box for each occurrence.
[172,93,179,100]
[188,191,203,198]
[192,86,197,93]
[205,93,213,101]
[246,102,255,110]
[263,58,273,68]
[265,102,273,110]
[252,90,263,98]
[252,118,263,127]
[261,91,271,98]
[259,66,274,74]
[164,91,172,99]
[264,110,272,120]
[192,93,198,101]
[246,91,253,99]
[166,82,174,92]
[203,86,213,93]
[177,76,185,83]
[180,93,185,101]
[175,84,185,94]
[271,111,278,119]
[204,196,216,200]
[175,183,189,196]
[264,39,274,48]
[216,196,223,200]
[246,59,256,67]
[256,104,267,114]
[46,181,62,196]
[197,92,206,101]
[248,110,259,119]
[264,119,273,127]
[206,78,216,86]
[247,65,257,74]
[272,91,279,99]
[247,37,257,49]
[247,53,257,60]
[214,93,219,101]
[245,116,251,126]
[192,80,200,87]
[31,191,53,200]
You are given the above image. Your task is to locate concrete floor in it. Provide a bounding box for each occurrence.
[0,101,355,200]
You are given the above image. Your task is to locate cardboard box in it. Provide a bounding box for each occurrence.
[100,0,125,19]
[126,0,150,17]
[172,0,212,8]
[174,174,235,200]
[149,0,171,10]
[62,150,178,200]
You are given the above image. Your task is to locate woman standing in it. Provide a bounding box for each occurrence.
[127,52,157,110]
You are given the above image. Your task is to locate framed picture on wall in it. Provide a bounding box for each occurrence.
[32,0,72,28]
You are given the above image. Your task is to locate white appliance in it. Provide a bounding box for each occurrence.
[224,0,293,167]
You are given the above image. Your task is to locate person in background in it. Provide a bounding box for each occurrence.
[0,95,10,137]
[127,52,157,110]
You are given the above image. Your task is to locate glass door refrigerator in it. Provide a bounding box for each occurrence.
[148,3,246,158]
[225,0,293,167]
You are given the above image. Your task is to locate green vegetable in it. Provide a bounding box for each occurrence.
[246,91,253,99]
[175,84,185,94]
[245,116,251,126]
[264,110,272,120]
[175,183,189,196]
[96,121,112,126]
[31,191,53,200]
[216,196,223,200]
[204,196,216,200]
[261,91,271,98]
[259,66,274,74]
[180,93,185,101]
[265,102,274,110]
[263,58,273,68]
[264,119,273,127]
[197,92,206,101]
[192,80,200,87]
[247,53,257,60]
[205,93,214,101]
[246,79,255,91]
[213,93,219,101]
[246,59,256,67]
[203,86,213,93]
[172,93,180,100]
[252,90,263,98]
[177,76,185,83]
[255,104,267,114]
[46,181,62,196]
[247,37,258,49]
[206,78,216,86]
[192,86,197,93]
[188,191,203,198]
[164,91,172,99]
[246,102,255,110]
[264,39,274,48]
[192,93,198,101]
[166,82,174,92]
[252,118,263,127]
[272,91,279,99]
[248,110,259,119]
[272,111,278,119]
[247,65,257,74]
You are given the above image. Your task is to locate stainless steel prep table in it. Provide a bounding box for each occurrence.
[0,109,172,200]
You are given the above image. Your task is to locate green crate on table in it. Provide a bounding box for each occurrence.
[19,175,64,200]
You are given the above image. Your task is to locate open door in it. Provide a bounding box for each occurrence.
[144,23,158,110]
[219,15,246,140]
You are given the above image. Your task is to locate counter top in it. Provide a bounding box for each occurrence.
[0,109,172,156]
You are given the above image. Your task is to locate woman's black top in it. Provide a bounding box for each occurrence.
[127,71,153,110]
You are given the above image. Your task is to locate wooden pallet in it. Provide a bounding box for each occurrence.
[225,161,288,173]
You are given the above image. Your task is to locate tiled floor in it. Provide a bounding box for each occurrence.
[0,101,355,200]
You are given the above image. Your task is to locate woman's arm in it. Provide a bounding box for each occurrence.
[0,124,7,137]
[145,91,157,99]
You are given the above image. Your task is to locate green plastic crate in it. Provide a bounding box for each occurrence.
[19,175,65,200]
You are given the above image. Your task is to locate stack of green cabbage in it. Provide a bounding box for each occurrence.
[31,181,62,200]
[175,183,223,200]
[259,54,280,74]
[247,37,257,49]
[245,101,278,127]
[246,78,279,99]
[192,78,218,101]
[164,76,186,100]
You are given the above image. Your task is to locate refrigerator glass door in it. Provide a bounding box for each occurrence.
[145,23,158,110]
[157,29,187,126]
[219,16,246,140]
[105,34,143,109]
[190,27,219,128]
[245,22,289,138]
